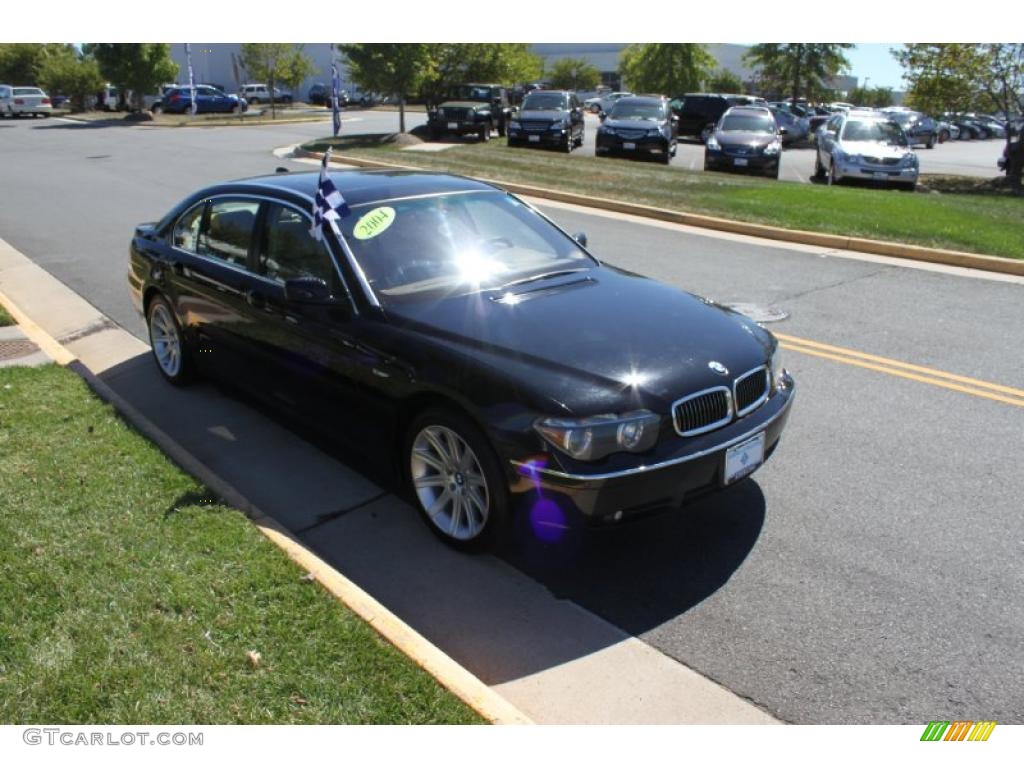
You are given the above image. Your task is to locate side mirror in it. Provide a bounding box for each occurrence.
[284,276,335,304]
[779,126,789,136]
[573,232,588,248]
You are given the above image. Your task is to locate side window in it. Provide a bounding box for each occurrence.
[258,203,334,283]
[199,199,259,268]
[172,203,205,252]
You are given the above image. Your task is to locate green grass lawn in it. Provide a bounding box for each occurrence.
[0,365,481,724]
[305,135,1024,260]
[0,303,13,327]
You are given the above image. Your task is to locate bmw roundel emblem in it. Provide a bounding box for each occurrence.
[708,361,729,376]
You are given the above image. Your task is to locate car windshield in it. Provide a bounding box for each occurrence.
[451,85,494,101]
[887,112,917,125]
[609,102,664,120]
[841,119,907,145]
[522,93,566,111]
[339,191,594,304]
[720,114,775,133]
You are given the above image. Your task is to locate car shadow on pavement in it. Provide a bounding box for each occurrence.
[94,350,766,686]
[501,481,766,637]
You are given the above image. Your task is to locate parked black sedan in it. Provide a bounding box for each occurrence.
[129,170,794,549]
[595,95,677,164]
[704,106,785,179]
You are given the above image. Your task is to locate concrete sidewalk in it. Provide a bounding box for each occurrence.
[0,235,779,725]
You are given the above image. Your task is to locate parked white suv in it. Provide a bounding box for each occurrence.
[815,111,920,191]
[239,83,293,105]
[0,85,53,118]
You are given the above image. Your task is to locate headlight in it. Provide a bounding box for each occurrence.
[535,410,661,461]
[770,346,786,390]
[647,128,663,137]
[599,126,615,135]
[763,141,781,155]
[550,119,567,130]
[706,136,721,150]
[509,120,521,130]
[900,154,917,167]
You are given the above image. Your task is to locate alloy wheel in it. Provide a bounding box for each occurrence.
[410,425,490,541]
[149,303,182,378]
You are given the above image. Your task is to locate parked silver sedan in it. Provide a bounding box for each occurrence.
[814,111,919,191]
[0,85,52,118]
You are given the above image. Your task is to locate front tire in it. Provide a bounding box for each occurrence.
[147,295,194,386]
[405,408,508,550]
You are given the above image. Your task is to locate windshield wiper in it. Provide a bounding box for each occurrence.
[497,268,588,291]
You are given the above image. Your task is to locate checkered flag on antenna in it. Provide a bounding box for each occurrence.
[310,147,349,241]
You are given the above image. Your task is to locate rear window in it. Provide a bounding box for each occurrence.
[681,96,725,115]
[13,88,44,96]
[609,101,666,120]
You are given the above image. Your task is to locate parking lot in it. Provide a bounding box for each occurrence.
[1,115,1021,723]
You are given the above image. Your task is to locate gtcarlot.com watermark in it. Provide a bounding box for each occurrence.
[23,728,203,747]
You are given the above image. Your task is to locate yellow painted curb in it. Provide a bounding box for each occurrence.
[0,288,76,365]
[0,284,530,726]
[298,147,1024,278]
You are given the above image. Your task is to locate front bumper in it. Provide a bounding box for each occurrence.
[508,126,569,147]
[428,117,486,136]
[596,132,670,158]
[508,374,795,524]
[833,159,919,185]
[705,148,779,173]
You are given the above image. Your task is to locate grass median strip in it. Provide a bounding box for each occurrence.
[304,135,1024,260]
[0,304,13,327]
[0,365,482,724]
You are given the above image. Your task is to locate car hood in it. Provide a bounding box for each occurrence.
[715,131,777,146]
[440,100,488,110]
[385,266,773,415]
[604,118,665,131]
[839,141,913,158]
[517,109,569,121]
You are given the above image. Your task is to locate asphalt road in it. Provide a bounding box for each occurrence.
[1,115,1022,723]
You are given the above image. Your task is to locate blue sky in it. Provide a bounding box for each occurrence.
[847,44,905,90]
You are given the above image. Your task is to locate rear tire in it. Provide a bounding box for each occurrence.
[926,134,935,149]
[147,295,194,386]
[813,152,826,180]
[405,407,509,551]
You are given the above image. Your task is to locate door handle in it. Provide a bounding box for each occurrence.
[245,288,266,309]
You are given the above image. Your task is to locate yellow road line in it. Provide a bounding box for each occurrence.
[776,332,1024,398]
[779,343,1024,409]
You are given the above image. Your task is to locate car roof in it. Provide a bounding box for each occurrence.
[615,95,666,105]
[526,89,570,96]
[221,169,499,208]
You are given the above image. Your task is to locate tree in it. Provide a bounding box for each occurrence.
[279,46,317,102]
[85,44,178,110]
[36,47,105,112]
[418,44,542,107]
[618,44,715,96]
[0,44,65,85]
[743,44,853,103]
[706,68,744,94]
[846,85,894,108]
[894,44,982,115]
[339,43,434,133]
[546,57,601,91]
[239,43,292,118]
[897,43,1024,189]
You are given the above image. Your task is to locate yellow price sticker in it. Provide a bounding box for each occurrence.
[353,207,396,240]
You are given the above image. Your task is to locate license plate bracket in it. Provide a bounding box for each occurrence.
[724,432,765,485]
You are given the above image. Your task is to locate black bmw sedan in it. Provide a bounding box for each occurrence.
[129,170,794,549]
